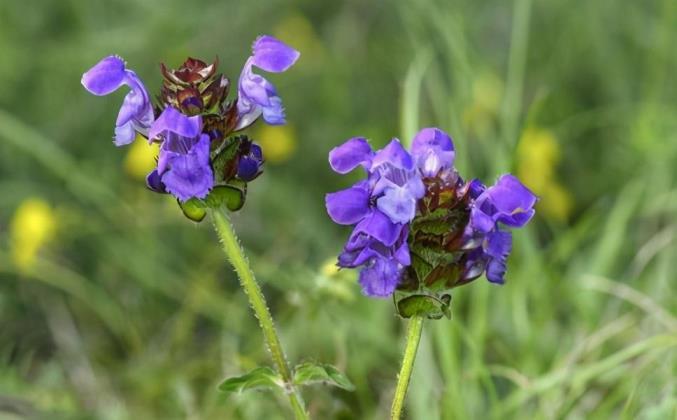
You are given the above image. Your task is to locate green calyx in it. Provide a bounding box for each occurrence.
[393,176,475,319]
[179,185,245,222]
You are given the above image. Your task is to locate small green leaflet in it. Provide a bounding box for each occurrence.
[293,362,355,391]
[218,366,284,394]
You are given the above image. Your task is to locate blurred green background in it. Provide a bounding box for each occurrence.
[1,0,676,418]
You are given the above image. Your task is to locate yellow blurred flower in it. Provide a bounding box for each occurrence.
[320,258,340,277]
[274,14,326,66]
[539,182,573,223]
[10,198,56,270]
[317,257,355,302]
[124,134,159,180]
[516,127,573,222]
[254,125,297,164]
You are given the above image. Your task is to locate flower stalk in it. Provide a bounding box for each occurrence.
[210,208,308,420]
[390,314,424,420]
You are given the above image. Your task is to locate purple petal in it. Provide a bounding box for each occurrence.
[149,107,202,141]
[339,243,382,268]
[237,156,262,181]
[251,143,263,160]
[115,71,151,126]
[410,128,455,177]
[376,186,418,224]
[160,134,214,201]
[393,233,411,266]
[343,229,371,252]
[470,206,496,233]
[81,56,127,96]
[251,35,300,73]
[146,169,166,193]
[371,139,414,171]
[484,174,538,228]
[358,258,402,297]
[411,128,455,154]
[328,137,374,174]
[352,210,402,247]
[260,95,286,125]
[486,258,507,284]
[484,230,512,284]
[485,230,512,259]
[82,56,154,146]
[466,179,486,199]
[325,185,371,225]
[114,122,137,146]
[236,63,285,128]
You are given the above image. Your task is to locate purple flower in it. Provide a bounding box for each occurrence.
[463,174,537,284]
[149,107,214,202]
[410,128,455,177]
[81,56,154,146]
[237,143,264,181]
[326,138,424,297]
[82,39,299,218]
[326,128,538,304]
[236,35,300,130]
[359,258,405,297]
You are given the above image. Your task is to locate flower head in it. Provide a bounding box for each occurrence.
[148,107,213,201]
[326,128,537,315]
[82,36,299,213]
[326,137,424,297]
[81,56,154,146]
[236,36,300,130]
[236,141,264,182]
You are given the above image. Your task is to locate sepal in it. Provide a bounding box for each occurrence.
[177,185,245,222]
[394,292,451,320]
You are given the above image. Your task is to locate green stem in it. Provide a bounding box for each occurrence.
[210,208,308,420]
[390,314,425,420]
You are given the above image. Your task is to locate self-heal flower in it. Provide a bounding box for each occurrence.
[81,56,154,146]
[410,128,455,177]
[82,36,299,217]
[236,36,300,130]
[463,174,538,283]
[148,107,213,202]
[237,142,264,181]
[326,137,424,297]
[326,128,538,315]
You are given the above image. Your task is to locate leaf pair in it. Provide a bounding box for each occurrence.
[218,362,354,395]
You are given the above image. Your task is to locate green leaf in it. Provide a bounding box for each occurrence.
[179,198,206,222]
[396,293,451,320]
[204,185,245,211]
[293,362,355,391]
[218,367,284,394]
[410,252,433,284]
[211,136,244,183]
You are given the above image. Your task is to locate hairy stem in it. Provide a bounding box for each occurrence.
[390,314,425,420]
[211,208,308,420]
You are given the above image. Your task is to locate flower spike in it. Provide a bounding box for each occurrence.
[326,127,537,307]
